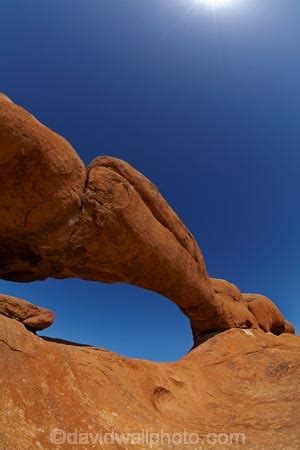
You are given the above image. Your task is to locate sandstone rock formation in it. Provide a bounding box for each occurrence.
[210,278,296,338]
[0,313,299,449]
[0,94,295,342]
[242,293,293,335]
[0,294,54,331]
[211,277,242,302]
[0,94,298,449]
[0,94,85,281]
[284,320,296,334]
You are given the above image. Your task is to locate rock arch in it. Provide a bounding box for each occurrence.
[0,94,293,344]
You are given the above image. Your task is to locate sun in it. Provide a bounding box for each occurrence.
[197,0,234,8]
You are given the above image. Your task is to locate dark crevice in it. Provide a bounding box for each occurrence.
[0,338,24,353]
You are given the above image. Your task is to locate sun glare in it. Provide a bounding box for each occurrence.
[197,0,235,8]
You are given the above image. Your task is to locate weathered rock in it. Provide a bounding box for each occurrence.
[0,95,294,341]
[0,94,86,281]
[0,294,54,331]
[55,156,246,337]
[211,277,242,302]
[242,293,287,335]
[284,320,295,334]
[194,278,259,345]
[0,315,299,449]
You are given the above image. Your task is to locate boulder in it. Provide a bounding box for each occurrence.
[242,293,287,335]
[191,277,259,345]
[0,294,54,331]
[210,277,242,302]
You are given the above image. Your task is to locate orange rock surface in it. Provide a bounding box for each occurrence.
[1,94,287,340]
[0,94,298,449]
[0,294,54,331]
[0,314,299,449]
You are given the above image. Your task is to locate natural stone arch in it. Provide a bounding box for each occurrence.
[0,94,292,345]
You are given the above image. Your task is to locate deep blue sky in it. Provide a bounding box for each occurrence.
[0,0,299,361]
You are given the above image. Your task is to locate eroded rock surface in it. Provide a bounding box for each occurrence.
[0,94,294,341]
[242,293,293,335]
[211,277,242,302]
[0,314,299,449]
[0,94,86,281]
[0,294,54,331]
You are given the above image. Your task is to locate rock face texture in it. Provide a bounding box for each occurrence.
[242,293,292,335]
[211,277,242,302]
[0,314,299,449]
[203,278,259,344]
[0,294,54,331]
[0,94,86,282]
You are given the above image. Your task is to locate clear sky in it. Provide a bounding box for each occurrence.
[0,0,299,361]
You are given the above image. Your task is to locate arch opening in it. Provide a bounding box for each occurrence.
[0,278,192,362]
